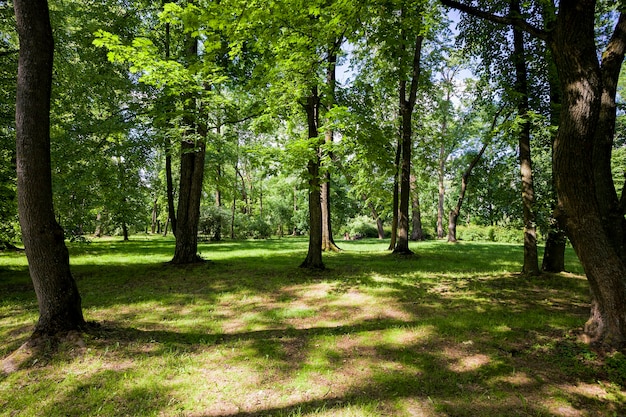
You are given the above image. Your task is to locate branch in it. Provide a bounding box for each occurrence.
[440,0,549,41]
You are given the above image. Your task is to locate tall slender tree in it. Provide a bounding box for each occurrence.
[511,0,540,275]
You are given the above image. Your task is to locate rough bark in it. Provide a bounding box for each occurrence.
[593,12,626,261]
[14,0,85,336]
[511,3,540,275]
[300,88,324,270]
[550,5,626,348]
[171,138,206,264]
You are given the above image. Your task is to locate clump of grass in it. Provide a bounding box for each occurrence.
[0,237,624,416]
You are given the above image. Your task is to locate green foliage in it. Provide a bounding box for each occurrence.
[343,215,379,238]
[231,214,273,239]
[456,224,524,244]
[0,4,19,247]
[606,352,626,387]
[199,205,228,240]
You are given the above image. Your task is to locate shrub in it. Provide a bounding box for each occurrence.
[344,216,379,239]
[456,225,524,244]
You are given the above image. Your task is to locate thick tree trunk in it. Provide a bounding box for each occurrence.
[300,89,324,269]
[14,0,85,336]
[171,139,206,264]
[551,5,626,348]
[511,9,540,275]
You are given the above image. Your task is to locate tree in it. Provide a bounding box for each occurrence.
[443,0,626,348]
[321,42,342,252]
[510,0,540,275]
[447,105,502,242]
[14,0,85,336]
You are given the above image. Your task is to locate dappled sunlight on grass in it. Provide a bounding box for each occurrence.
[1,237,624,416]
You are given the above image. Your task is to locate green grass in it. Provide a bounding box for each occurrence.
[1,236,624,416]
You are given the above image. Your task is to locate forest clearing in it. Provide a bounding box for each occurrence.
[2,237,625,416]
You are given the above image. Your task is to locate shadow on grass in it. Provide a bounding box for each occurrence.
[3,237,613,416]
[78,311,620,417]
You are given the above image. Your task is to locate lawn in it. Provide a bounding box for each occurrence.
[1,236,625,416]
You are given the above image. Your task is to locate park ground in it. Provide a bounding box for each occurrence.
[1,236,626,416]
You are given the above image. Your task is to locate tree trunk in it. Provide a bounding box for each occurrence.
[542,226,566,272]
[393,31,423,255]
[448,140,489,243]
[171,35,205,265]
[151,197,158,234]
[551,5,626,348]
[122,221,129,241]
[437,142,446,239]
[14,0,85,336]
[394,102,413,254]
[388,136,401,250]
[163,16,176,238]
[593,12,626,261]
[94,212,103,237]
[163,217,170,237]
[542,33,566,273]
[367,200,385,239]
[321,44,340,252]
[165,138,177,236]
[214,164,222,241]
[300,88,324,269]
[410,175,424,241]
[171,138,206,264]
[511,0,540,276]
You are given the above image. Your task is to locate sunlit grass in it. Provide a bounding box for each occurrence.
[0,236,623,416]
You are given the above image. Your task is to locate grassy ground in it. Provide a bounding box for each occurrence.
[1,236,625,416]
